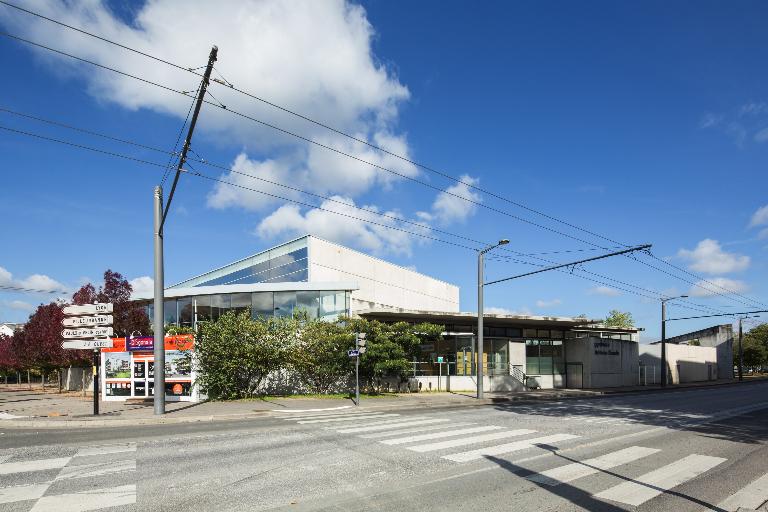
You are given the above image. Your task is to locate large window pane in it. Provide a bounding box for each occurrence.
[195,296,211,323]
[273,292,296,318]
[319,291,347,320]
[251,292,273,319]
[178,298,193,327]
[210,294,230,320]
[163,299,177,326]
[295,291,319,319]
[525,339,540,374]
[230,293,251,315]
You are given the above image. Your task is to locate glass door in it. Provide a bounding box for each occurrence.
[132,360,148,398]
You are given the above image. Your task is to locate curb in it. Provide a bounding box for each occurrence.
[2,379,764,429]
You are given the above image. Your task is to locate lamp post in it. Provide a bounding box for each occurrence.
[660,294,688,387]
[477,239,509,399]
[737,314,760,381]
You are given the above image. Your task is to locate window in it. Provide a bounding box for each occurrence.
[537,330,550,338]
[195,296,211,323]
[296,291,319,319]
[523,329,537,338]
[230,293,251,315]
[506,328,522,338]
[210,294,230,320]
[251,292,273,319]
[526,340,540,375]
[273,292,296,318]
[550,330,563,339]
[163,300,177,326]
[319,291,347,320]
[178,298,193,327]
[490,327,506,337]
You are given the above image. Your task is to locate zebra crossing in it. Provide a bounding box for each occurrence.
[0,442,137,511]
[279,409,768,509]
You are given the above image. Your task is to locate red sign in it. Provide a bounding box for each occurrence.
[102,335,193,353]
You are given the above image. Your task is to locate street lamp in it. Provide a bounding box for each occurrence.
[660,294,688,387]
[477,239,509,399]
[737,314,760,381]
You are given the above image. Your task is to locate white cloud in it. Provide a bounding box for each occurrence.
[701,102,768,147]
[755,127,768,143]
[485,306,533,316]
[588,286,621,297]
[0,266,66,293]
[255,196,429,257]
[750,205,768,227]
[3,1,418,208]
[688,277,749,297]
[535,298,562,308]
[8,300,34,312]
[758,228,768,240]
[429,175,482,225]
[677,239,750,274]
[129,276,154,295]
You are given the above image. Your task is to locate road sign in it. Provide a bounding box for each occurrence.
[62,327,113,339]
[348,349,360,357]
[61,315,113,327]
[61,339,114,349]
[62,303,113,316]
[437,356,444,363]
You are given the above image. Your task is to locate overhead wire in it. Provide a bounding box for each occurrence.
[0,16,763,307]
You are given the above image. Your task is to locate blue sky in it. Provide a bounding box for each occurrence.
[0,0,766,340]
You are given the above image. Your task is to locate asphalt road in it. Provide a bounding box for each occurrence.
[2,382,768,512]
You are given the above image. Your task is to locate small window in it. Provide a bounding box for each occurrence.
[537,329,550,338]
[523,328,537,338]
[550,330,563,339]
[490,327,506,337]
[506,328,522,338]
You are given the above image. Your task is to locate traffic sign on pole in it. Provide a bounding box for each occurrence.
[62,303,113,316]
[62,327,113,339]
[348,349,360,357]
[61,339,114,349]
[61,315,113,327]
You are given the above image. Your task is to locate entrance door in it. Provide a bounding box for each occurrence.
[566,363,583,389]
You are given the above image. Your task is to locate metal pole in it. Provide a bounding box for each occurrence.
[661,301,666,388]
[738,317,743,382]
[355,334,360,406]
[153,186,165,415]
[92,349,99,415]
[477,250,484,399]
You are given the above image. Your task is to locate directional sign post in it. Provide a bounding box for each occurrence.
[61,303,113,416]
[347,349,360,357]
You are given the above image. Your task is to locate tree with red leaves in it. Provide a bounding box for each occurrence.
[0,333,20,373]
[72,270,150,337]
[18,302,89,370]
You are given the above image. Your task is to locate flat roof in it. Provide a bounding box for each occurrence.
[357,308,638,331]
[132,281,359,301]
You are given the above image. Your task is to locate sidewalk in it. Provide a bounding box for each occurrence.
[1,378,765,428]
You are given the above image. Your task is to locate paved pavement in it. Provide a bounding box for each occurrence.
[1,382,767,511]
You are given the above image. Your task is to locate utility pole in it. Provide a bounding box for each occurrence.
[738,316,743,382]
[154,45,218,415]
[659,294,687,388]
[477,239,509,400]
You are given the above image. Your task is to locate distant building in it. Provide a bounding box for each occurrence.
[651,324,734,380]
[0,323,23,337]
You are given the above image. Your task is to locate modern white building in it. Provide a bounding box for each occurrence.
[132,235,459,323]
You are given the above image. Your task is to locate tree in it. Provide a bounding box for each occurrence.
[194,310,296,399]
[744,323,768,354]
[734,336,767,369]
[17,303,90,372]
[604,310,634,328]
[72,270,150,337]
[292,320,352,394]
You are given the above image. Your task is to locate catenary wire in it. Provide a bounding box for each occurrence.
[0,109,747,317]
[0,26,762,307]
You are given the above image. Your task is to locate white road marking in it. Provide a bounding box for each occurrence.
[298,413,397,424]
[76,443,136,457]
[358,422,474,439]
[526,446,660,486]
[55,459,136,481]
[408,429,536,453]
[444,433,581,462]
[0,483,50,504]
[0,412,26,419]
[717,472,768,511]
[382,426,503,446]
[335,418,450,434]
[30,484,136,511]
[281,411,380,421]
[323,416,429,430]
[0,457,71,475]
[594,454,726,506]
[275,406,353,413]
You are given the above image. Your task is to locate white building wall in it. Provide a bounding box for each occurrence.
[638,344,718,384]
[308,237,460,313]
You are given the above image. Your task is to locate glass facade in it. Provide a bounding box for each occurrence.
[525,339,564,376]
[170,238,309,288]
[147,290,349,327]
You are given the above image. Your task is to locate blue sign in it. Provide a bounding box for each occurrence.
[348,349,360,357]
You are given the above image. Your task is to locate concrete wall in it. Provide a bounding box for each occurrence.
[665,324,734,380]
[638,344,718,384]
[410,375,525,393]
[565,337,638,388]
[308,237,460,313]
